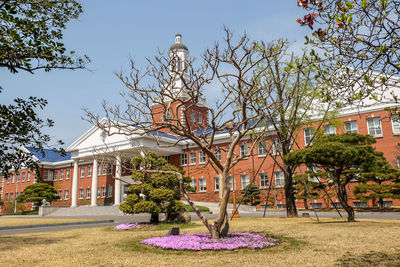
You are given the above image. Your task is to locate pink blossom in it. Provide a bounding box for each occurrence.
[114,223,142,230]
[141,232,280,251]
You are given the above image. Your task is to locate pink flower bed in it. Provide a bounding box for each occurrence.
[114,223,142,230]
[141,233,280,250]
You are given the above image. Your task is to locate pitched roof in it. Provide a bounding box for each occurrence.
[25,147,71,162]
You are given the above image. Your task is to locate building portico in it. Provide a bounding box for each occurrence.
[64,118,183,207]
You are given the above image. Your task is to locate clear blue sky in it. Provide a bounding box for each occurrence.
[1,1,310,146]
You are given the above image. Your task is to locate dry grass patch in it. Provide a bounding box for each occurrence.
[0,218,99,227]
[1,217,400,267]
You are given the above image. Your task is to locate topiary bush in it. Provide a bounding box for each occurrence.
[119,153,192,223]
[240,184,261,206]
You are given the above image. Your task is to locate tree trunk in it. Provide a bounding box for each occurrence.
[284,171,298,217]
[379,197,384,211]
[211,173,230,238]
[303,198,309,210]
[150,213,159,224]
[336,182,355,222]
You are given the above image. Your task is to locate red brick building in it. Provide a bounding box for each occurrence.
[1,35,400,214]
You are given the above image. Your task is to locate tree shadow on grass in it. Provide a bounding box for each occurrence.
[337,251,400,267]
[0,234,77,251]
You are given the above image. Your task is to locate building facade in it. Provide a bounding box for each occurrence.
[1,35,400,214]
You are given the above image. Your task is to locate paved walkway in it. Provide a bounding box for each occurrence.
[0,210,398,235]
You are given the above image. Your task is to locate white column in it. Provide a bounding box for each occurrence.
[114,154,122,205]
[91,158,98,207]
[71,159,79,207]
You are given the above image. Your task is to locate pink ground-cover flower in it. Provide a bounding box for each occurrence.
[114,223,142,230]
[140,232,280,251]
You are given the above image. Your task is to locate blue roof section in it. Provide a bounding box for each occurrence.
[25,147,71,162]
[149,130,182,140]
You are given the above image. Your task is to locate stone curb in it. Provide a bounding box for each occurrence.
[0,219,114,231]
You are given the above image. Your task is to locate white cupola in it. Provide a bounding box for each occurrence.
[168,34,190,98]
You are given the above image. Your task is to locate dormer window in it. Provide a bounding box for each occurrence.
[191,111,195,122]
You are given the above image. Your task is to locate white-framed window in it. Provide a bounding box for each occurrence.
[66,169,70,180]
[43,171,53,181]
[241,174,250,189]
[198,113,202,124]
[79,188,84,199]
[27,172,31,182]
[80,167,85,178]
[12,174,15,183]
[391,116,400,135]
[102,165,107,176]
[22,172,26,182]
[344,121,358,133]
[60,170,64,181]
[228,176,233,190]
[86,187,91,199]
[59,190,63,200]
[307,166,319,183]
[190,179,197,192]
[214,147,221,161]
[97,165,101,176]
[87,165,92,177]
[181,153,187,166]
[64,189,69,200]
[367,117,383,137]
[10,192,13,200]
[353,201,368,208]
[199,178,206,192]
[16,192,19,198]
[191,111,195,122]
[7,176,10,184]
[97,187,100,198]
[108,164,113,174]
[240,143,248,157]
[5,193,8,200]
[272,139,282,156]
[324,125,336,135]
[199,151,206,164]
[177,59,184,71]
[189,152,196,165]
[259,173,268,189]
[258,141,266,156]
[108,185,113,197]
[214,177,219,191]
[54,171,58,181]
[304,128,315,146]
[274,172,284,188]
[17,174,20,182]
[102,186,106,198]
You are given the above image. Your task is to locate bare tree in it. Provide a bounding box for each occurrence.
[85,29,279,238]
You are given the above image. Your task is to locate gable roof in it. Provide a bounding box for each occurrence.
[25,147,71,162]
